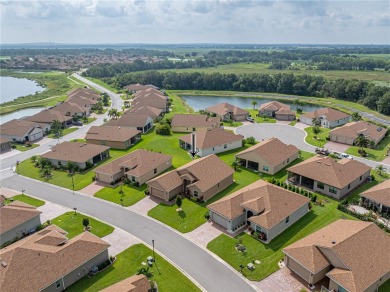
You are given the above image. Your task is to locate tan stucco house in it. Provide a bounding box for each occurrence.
[258,101,295,121]
[1,119,45,143]
[86,126,141,149]
[283,219,390,292]
[208,180,310,242]
[105,112,153,134]
[360,179,390,216]
[300,107,351,128]
[205,103,249,121]
[235,137,299,175]
[171,114,221,133]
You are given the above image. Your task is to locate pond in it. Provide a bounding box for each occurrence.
[181,95,322,112]
[0,107,44,124]
[0,76,45,103]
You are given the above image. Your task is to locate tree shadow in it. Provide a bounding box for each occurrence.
[178,210,186,219]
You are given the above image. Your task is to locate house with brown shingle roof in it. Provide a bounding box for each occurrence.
[360,179,390,216]
[329,121,386,146]
[94,149,172,185]
[132,93,168,112]
[68,87,100,100]
[147,154,234,202]
[42,141,110,169]
[26,109,73,128]
[283,219,390,292]
[124,83,158,93]
[105,112,153,134]
[287,155,371,199]
[133,88,165,99]
[171,114,221,133]
[179,128,244,157]
[86,126,141,149]
[300,108,351,128]
[0,224,110,291]
[208,180,310,241]
[235,137,299,175]
[205,103,249,121]
[1,119,45,143]
[0,201,42,246]
[101,274,150,292]
[0,137,12,153]
[54,101,89,117]
[130,106,163,121]
[258,101,295,121]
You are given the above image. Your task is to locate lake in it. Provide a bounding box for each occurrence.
[0,107,44,124]
[181,95,322,112]
[0,76,45,103]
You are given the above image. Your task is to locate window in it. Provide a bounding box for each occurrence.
[192,128,196,131]
[212,147,215,151]
[255,225,262,233]
[317,182,324,190]
[154,168,157,174]
[263,165,269,172]
[360,175,362,181]
[347,184,351,189]
[285,216,289,223]
[287,158,290,163]
[131,176,135,182]
[193,191,199,198]
[58,161,62,166]
[217,183,220,188]
[224,144,227,149]
[56,281,61,289]
[329,187,337,194]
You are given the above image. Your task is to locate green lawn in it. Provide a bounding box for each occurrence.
[165,91,194,118]
[67,244,200,292]
[379,279,390,292]
[304,127,331,148]
[84,117,97,124]
[51,211,114,239]
[5,194,45,207]
[248,109,277,124]
[347,170,389,201]
[12,143,39,152]
[95,184,147,207]
[47,127,78,138]
[345,136,390,162]
[84,77,118,93]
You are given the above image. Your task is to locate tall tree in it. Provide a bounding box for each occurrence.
[355,135,370,151]
[108,108,119,119]
[51,120,63,144]
[251,100,258,110]
[351,112,362,121]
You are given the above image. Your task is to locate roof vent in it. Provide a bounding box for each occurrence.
[1,261,7,268]
[325,163,331,166]
[331,240,336,244]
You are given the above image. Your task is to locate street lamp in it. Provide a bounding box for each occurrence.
[240,264,244,274]
[73,207,77,215]
[152,240,156,262]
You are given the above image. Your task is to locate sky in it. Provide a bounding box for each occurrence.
[1,0,389,44]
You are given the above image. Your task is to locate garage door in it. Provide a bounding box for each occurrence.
[211,212,229,229]
[150,187,166,200]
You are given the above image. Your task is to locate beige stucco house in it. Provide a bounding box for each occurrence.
[258,101,295,121]
[300,107,351,128]
[205,103,249,121]
[360,179,390,216]
[86,126,141,149]
[171,114,221,133]
[105,112,153,134]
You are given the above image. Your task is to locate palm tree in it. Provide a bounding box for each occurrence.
[375,165,387,176]
[251,100,258,110]
[355,135,370,151]
[311,117,321,127]
[108,108,119,119]
[231,160,239,171]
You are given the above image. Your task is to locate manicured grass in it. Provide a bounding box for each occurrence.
[165,91,194,118]
[345,136,390,162]
[247,109,277,124]
[222,120,243,127]
[47,127,78,138]
[95,184,147,207]
[5,194,45,207]
[207,193,356,281]
[84,77,118,93]
[12,143,39,152]
[379,279,390,292]
[347,170,389,201]
[67,244,200,292]
[304,127,331,148]
[84,117,97,124]
[51,211,114,239]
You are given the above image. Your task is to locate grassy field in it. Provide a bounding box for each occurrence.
[67,244,201,292]
[12,143,39,152]
[84,77,119,93]
[51,211,114,239]
[47,127,78,138]
[0,95,68,115]
[304,127,331,148]
[346,136,390,162]
[165,91,194,118]
[5,194,45,207]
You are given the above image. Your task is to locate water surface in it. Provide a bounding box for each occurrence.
[1,76,45,103]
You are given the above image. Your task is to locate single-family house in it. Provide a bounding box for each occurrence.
[54,101,89,117]
[329,121,386,146]
[171,114,221,133]
[235,137,299,175]
[67,95,99,111]
[0,201,42,246]
[132,94,168,112]
[258,101,295,121]
[130,106,163,121]
[179,128,243,157]
[133,88,166,99]
[360,179,390,216]
[86,126,141,149]
[124,83,158,93]
[283,219,390,292]
[26,109,73,128]
[68,87,101,101]
[105,112,153,134]
[300,108,351,128]
[0,137,12,153]
[1,119,45,143]
[0,224,110,291]
[287,155,371,199]
[42,142,110,169]
[94,149,172,185]
[101,274,150,292]
[205,103,249,121]
[147,154,234,202]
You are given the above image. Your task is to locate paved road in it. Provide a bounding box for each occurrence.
[1,175,256,292]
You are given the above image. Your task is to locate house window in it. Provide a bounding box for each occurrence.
[154,168,157,174]
[287,158,290,163]
[360,175,362,181]
[193,191,199,198]
[224,144,227,149]
[263,165,269,172]
[56,281,61,289]
[255,225,262,233]
[192,128,196,131]
[317,182,324,190]
[131,176,135,182]
[285,216,289,223]
[347,184,351,189]
[58,161,62,166]
[329,187,337,194]
[217,183,220,187]
[212,147,215,151]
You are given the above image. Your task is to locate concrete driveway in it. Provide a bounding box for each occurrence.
[236,123,315,152]
[324,141,350,153]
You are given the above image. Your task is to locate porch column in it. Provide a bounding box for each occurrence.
[245,160,248,168]
[299,175,302,185]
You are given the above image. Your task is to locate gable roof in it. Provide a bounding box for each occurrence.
[101,274,150,292]
[130,106,163,119]
[330,121,386,141]
[205,103,249,116]
[283,220,390,292]
[301,108,350,122]
[361,179,390,207]
[86,126,140,143]
[171,114,220,128]
[133,89,166,99]
[0,225,110,292]
[259,101,290,111]
[42,142,109,163]
[208,180,309,229]
[68,88,100,99]
[1,119,43,137]
[94,149,171,177]
[0,201,42,234]
[287,155,371,189]
[105,112,152,128]
[235,137,298,167]
[179,128,243,149]
[26,109,72,124]
[67,95,99,107]
[132,94,167,110]
[54,101,86,116]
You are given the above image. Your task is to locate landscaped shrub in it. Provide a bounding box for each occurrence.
[204,211,210,220]
[155,123,171,135]
[311,195,317,203]
[246,136,256,144]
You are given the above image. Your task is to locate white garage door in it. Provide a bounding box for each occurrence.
[211,212,229,229]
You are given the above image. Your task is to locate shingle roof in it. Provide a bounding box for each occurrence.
[130,106,163,119]
[205,103,249,116]
[0,225,110,292]
[283,220,390,292]
[171,114,220,128]
[208,180,310,228]
[235,137,298,167]
[42,142,109,163]
[361,179,390,207]
[259,101,290,111]
[105,112,151,128]
[54,101,86,116]
[132,94,167,110]
[0,201,42,234]
[67,95,99,107]
[330,121,386,141]
[301,108,350,122]
[86,126,140,142]
[26,109,73,124]
[133,89,166,99]
[287,155,371,189]
[1,119,43,137]
[68,88,100,99]
[101,274,150,292]
[124,84,158,91]
[179,128,243,149]
[94,149,171,177]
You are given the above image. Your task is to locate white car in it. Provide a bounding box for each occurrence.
[339,153,352,159]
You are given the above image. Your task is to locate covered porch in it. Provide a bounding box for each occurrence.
[237,158,259,171]
[288,172,314,190]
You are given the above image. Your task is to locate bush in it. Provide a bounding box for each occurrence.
[312,126,321,135]
[204,211,210,220]
[246,136,256,144]
[133,182,140,187]
[91,175,96,181]
[176,196,182,208]
[311,195,317,203]
[31,155,37,162]
[82,218,90,228]
[85,161,93,170]
[155,123,171,135]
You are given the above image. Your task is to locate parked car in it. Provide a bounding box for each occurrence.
[246,117,254,123]
[339,153,352,159]
[73,121,83,126]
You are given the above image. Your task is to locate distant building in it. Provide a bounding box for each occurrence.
[258,101,295,121]
[86,126,141,149]
[124,83,158,93]
[205,103,249,121]
[300,108,351,128]
[171,114,221,133]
